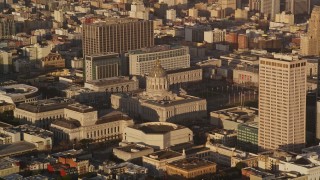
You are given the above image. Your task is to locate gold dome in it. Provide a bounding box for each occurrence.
[149,60,167,78]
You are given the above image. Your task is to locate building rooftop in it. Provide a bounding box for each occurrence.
[115,144,153,153]
[16,97,74,113]
[211,106,258,123]
[242,167,274,178]
[85,18,145,26]
[128,45,185,54]
[0,141,37,158]
[166,66,201,74]
[97,111,132,124]
[51,118,81,129]
[85,76,135,87]
[0,157,19,170]
[132,122,185,134]
[66,103,96,113]
[146,150,182,161]
[168,158,216,170]
[0,84,39,98]
[4,124,53,139]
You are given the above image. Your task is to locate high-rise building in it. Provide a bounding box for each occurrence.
[82,18,154,57]
[285,0,310,15]
[0,50,12,74]
[85,53,121,81]
[0,16,15,39]
[301,6,320,56]
[261,0,280,20]
[249,0,261,11]
[258,55,306,152]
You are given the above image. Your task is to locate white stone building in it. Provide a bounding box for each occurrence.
[123,122,193,149]
[50,104,134,142]
[112,61,207,122]
[0,84,41,104]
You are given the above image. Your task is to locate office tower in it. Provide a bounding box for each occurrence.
[82,18,154,57]
[285,0,310,15]
[0,16,15,39]
[258,56,306,152]
[261,0,280,20]
[249,0,261,11]
[85,53,121,81]
[0,50,12,74]
[301,6,320,56]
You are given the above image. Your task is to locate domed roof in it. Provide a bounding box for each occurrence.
[149,60,167,78]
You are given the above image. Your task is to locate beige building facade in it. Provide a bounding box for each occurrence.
[112,61,207,122]
[82,18,154,56]
[123,122,193,149]
[128,45,190,76]
[84,76,139,93]
[258,56,306,152]
[50,104,134,142]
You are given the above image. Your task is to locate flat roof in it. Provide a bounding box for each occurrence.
[66,103,96,113]
[147,150,182,160]
[97,111,132,124]
[168,158,216,170]
[16,98,74,113]
[115,144,153,153]
[51,118,81,129]
[0,141,37,158]
[85,76,133,86]
[166,66,201,74]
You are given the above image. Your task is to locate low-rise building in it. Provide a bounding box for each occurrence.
[14,97,74,129]
[0,157,19,177]
[113,143,154,161]
[206,140,255,166]
[0,84,41,104]
[167,67,202,86]
[53,149,91,175]
[142,150,185,177]
[210,106,258,130]
[166,158,217,179]
[128,45,190,76]
[207,129,237,147]
[0,124,53,150]
[38,53,65,70]
[233,65,259,87]
[50,104,134,143]
[237,122,259,153]
[0,101,14,113]
[102,162,148,180]
[123,122,193,150]
[84,76,139,93]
